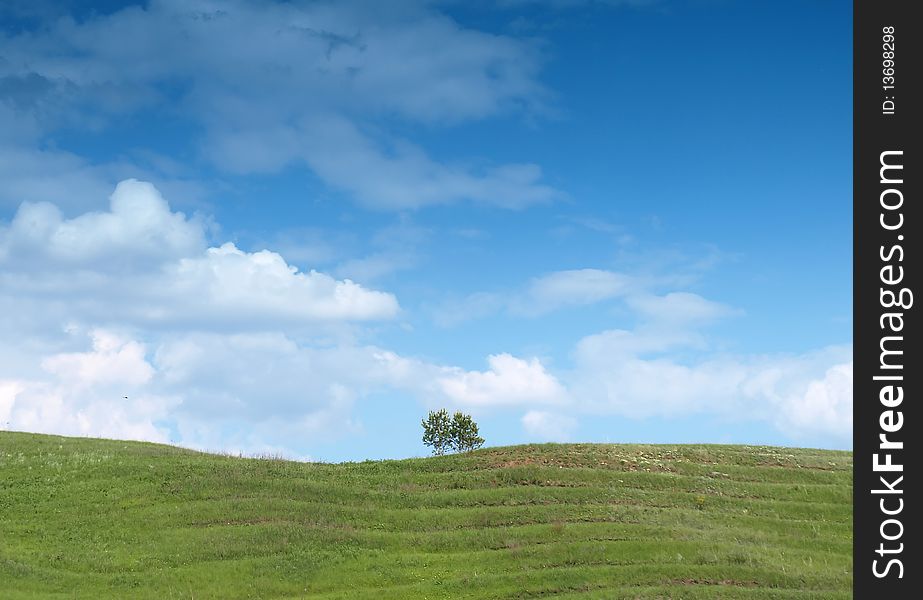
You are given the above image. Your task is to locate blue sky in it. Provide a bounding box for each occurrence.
[0,0,851,461]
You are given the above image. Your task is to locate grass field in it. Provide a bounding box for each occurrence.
[0,431,852,599]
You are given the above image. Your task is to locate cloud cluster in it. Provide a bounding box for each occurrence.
[433,268,737,325]
[432,264,850,441]
[0,181,563,454]
[0,0,558,210]
[0,181,851,454]
[567,324,852,439]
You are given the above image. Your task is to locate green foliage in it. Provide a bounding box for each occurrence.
[0,432,853,599]
[421,408,452,455]
[449,411,484,453]
[422,409,485,455]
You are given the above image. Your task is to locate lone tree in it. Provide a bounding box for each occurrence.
[422,409,484,455]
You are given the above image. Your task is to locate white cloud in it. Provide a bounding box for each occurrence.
[433,269,731,326]
[567,324,852,439]
[513,269,636,315]
[573,326,706,361]
[298,115,558,210]
[1,179,204,266]
[0,180,399,329]
[431,266,740,340]
[165,243,399,323]
[433,268,638,325]
[41,330,154,388]
[150,333,435,421]
[773,361,852,438]
[1,331,177,442]
[626,292,742,324]
[438,353,567,407]
[0,382,19,427]
[522,410,577,442]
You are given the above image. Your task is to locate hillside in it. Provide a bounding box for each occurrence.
[0,432,852,599]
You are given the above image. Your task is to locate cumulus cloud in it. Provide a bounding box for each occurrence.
[522,410,577,442]
[0,0,557,210]
[0,330,177,442]
[0,180,399,329]
[771,361,853,438]
[1,179,204,267]
[567,325,852,439]
[438,353,567,407]
[164,243,399,323]
[42,330,154,388]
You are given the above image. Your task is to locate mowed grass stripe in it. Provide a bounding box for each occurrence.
[1,552,850,600]
[9,473,852,523]
[300,562,849,599]
[529,586,850,600]
[10,495,850,543]
[11,529,848,576]
[10,512,849,564]
[0,432,852,598]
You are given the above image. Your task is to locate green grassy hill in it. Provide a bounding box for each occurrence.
[0,432,852,599]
